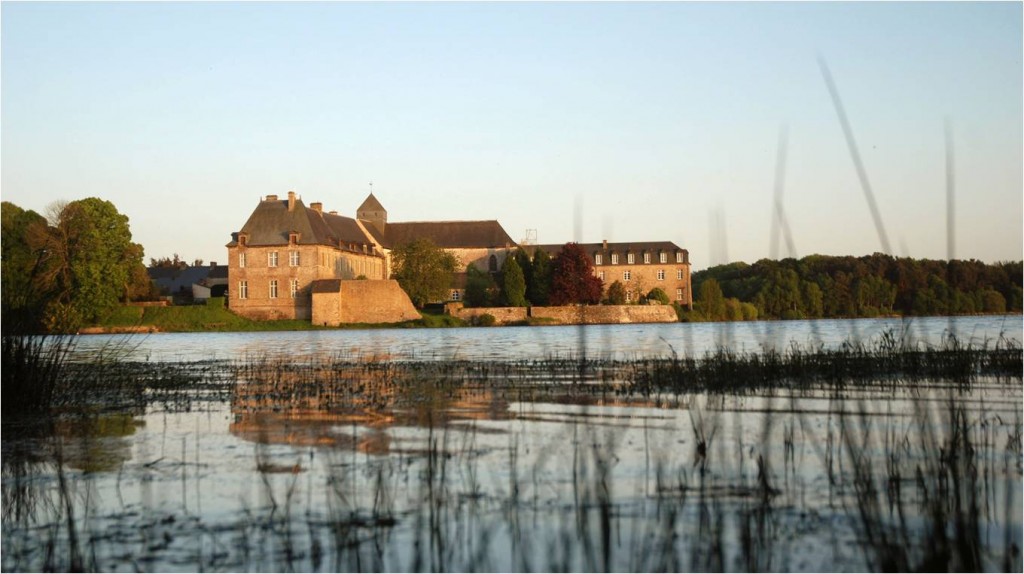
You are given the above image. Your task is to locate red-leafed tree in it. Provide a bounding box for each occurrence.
[550,242,603,305]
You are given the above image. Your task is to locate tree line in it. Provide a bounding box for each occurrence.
[688,253,1022,322]
[2,199,156,334]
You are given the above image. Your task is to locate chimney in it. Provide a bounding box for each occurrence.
[602,239,608,250]
[329,210,338,215]
[287,190,296,211]
[265,194,278,201]
[210,261,217,268]
[311,202,323,214]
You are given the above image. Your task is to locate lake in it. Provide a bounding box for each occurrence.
[69,314,1023,363]
[3,316,1021,572]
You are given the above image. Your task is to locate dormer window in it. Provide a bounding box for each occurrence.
[595,253,602,265]
[660,252,667,263]
[289,232,300,245]
[643,252,651,264]
[238,233,248,247]
[627,253,635,265]
[611,253,619,265]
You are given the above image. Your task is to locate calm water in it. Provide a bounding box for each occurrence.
[4,315,1022,572]
[70,315,1022,363]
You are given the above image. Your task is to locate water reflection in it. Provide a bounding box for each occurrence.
[229,360,514,454]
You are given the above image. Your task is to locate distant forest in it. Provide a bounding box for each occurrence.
[688,253,1022,322]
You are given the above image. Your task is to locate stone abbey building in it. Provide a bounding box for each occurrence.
[226,191,692,322]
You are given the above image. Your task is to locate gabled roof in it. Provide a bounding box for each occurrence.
[382,221,516,250]
[227,197,378,251]
[357,193,385,213]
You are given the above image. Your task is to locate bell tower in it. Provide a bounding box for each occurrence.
[357,192,387,235]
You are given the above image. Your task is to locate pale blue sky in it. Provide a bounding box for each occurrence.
[3,2,1021,270]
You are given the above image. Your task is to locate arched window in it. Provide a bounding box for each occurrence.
[488,254,498,272]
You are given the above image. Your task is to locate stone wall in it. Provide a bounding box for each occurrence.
[312,279,420,326]
[529,305,678,325]
[454,306,528,325]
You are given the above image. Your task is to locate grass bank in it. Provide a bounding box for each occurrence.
[92,299,467,333]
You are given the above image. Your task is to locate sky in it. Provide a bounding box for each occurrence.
[2,2,1021,271]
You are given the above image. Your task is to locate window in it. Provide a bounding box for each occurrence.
[627,253,635,264]
[676,252,684,263]
[239,252,246,268]
[657,269,665,281]
[643,252,651,264]
[676,288,684,301]
[623,270,631,281]
[660,253,667,263]
[238,281,248,300]
[451,290,461,301]
[290,279,299,298]
[598,271,605,281]
[595,253,602,265]
[489,254,498,273]
[677,269,683,280]
[611,253,619,265]
[268,251,279,267]
[269,280,278,299]
[289,251,300,266]
[626,290,633,303]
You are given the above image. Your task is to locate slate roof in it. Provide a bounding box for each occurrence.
[227,197,378,251]
[532,241,688,258]
[229,195,514,253]
[357,193,385,213]
[149,265,227,294]
[381,221,516,250]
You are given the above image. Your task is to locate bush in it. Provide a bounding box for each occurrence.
[647,287,670,305]
[471,313,497,327]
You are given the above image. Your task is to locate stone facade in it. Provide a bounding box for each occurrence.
[227,194,386,321]
[227,191,694,323]
[530,242,693,310]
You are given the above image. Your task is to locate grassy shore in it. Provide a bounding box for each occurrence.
[90,298,469,333]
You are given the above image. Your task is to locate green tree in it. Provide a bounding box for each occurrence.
[647,287,670,305]
[1,201,49,333]
[464,264,497,307]
[698,278,727,320]
[33,198,149,332]
[530,248,552,306]
[605,280,626,305]
[513,248,534,304]
[550,243,603,305]
[500,256,528,307]
[390,238,459,308]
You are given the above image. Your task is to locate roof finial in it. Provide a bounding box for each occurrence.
[369,181,373,196]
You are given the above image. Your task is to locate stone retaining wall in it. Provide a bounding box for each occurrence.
[529,305,678,325]
[454,306,529,325]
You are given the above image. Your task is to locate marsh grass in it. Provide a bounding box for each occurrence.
[2,328,1021,572]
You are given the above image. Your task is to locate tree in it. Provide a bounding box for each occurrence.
[500,256,528,307]
[530,248,552,306]
[698,278,727,320]
[1,201,49,333]
[464,264,498,307]
[391,238,459,308]
[32,198,149,332]
[550,243,602,305]
[647,287,670,305]
[605,280,626,305]
[513,248,534,304]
